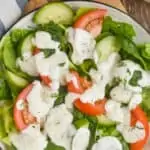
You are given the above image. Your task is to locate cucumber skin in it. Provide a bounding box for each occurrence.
[5,70,29,96]
[33,2,74,25]
[17,33,34,58]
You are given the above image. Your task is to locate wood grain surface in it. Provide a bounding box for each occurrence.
[24,0,150,32]
[121,0,150,32]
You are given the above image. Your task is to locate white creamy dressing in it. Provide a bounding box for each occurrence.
[129,93,142,110]
[105,100,125,123]
[80,53,120,104]
[44,104,75,150]
[10,124,47,150]
[22,51,32,60]
[66,72,79,89]
[33,31,60,51]
[72,128,90,150]
[17,56,39,76]
[92,136,122,150]
[110,84,133,104]
[65,92,80,110]
[117,121,145,143]
[35,51,69,90]
[27,81,57,120]
[16,99,25,111]
[113,60,150,92]
[67,28,96,65]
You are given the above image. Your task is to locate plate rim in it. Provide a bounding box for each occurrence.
[0,0,150,40]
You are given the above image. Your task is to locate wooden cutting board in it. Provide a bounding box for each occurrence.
[24,0,126,13]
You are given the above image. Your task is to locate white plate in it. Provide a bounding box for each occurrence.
[0,1,150,149]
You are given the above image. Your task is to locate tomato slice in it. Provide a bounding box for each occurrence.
[67,71,92,94]
[79,76,92,90]
[32,47,40,55]
[40,75,52,86]
[130,106,149,150]
[67,71,85,94]
[74,9,107,37]
[14,84,36,131]
[74,98,106,116]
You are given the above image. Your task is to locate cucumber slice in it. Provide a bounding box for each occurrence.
[74,119,89,129]
[18,33,34,58]
[2,36,30,80]
[5,70,29,89]
[33,2,74,25]
[96,36,121,62]
[3,36,17,71]
[97,115,116,126]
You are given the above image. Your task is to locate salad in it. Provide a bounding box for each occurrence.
[0,2,150,150]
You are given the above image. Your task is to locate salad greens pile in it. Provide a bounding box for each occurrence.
[0,2,149,150]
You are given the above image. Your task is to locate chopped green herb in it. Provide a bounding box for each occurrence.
[105,77,121,98]
[129,70,142,86]
[54,86,68,106]
[41,49,55,58]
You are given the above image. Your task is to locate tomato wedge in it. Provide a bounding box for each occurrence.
[74,9,107,37]
[32,47,40,55]
[67,71,92,94]
[74,98,106,116]
[14,84,36,131]
[40,75,52,86]
[130,106,149,150]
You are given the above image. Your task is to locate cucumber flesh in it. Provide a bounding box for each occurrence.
[97,115,116,126]
[74,119,89,129]
[18,33,34,58]
[96,36,121,62]
[2,36,30,80]
[33,2,74,25]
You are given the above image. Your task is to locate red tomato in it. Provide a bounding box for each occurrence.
[130,106,149,150]
[32,47,40,55]
[74,98,106,116]
[14,84,36,131]
[79,77,92,90]
[67,71,85,94]
[74,9,107,37]
[40,75,52,86]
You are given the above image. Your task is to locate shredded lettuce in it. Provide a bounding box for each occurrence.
[10,29,32,47]
[54,86,68,106]
[141,87,150,120]
[141,43,150,60]
[45,140,65,150]
[102,16,136,40]
[0,101,16,146]
[35,21,65,42]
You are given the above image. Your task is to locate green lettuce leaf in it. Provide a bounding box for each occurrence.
[0,101,16,146]
[141,43,150,60]
[35,21,65,42]
[102,16,136,40]
[10,29,32,47]
[54,86,68,106]
[141,87,150,121]
[45,140,65,150]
